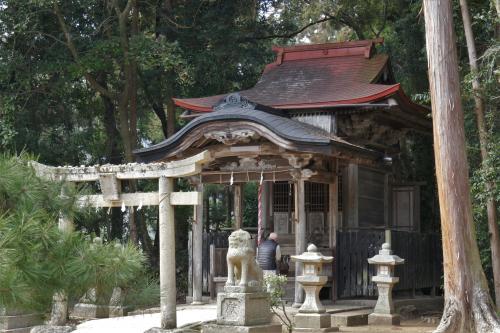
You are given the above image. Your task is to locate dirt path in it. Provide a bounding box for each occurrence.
[339,319,437,332]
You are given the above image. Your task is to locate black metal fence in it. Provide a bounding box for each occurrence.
[195,229,443,298]
[336,230,442,298]
[201,231,230,293]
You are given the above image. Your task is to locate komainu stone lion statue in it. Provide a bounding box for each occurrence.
[226,229,263,289]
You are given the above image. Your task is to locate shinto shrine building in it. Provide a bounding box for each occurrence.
[134,39,441,305]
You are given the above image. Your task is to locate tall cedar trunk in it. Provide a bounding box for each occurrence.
[162,0,177,138]
[115,0,138,243]
[460,0,500,311]
[100,83,124,241]
[422,1,500,332]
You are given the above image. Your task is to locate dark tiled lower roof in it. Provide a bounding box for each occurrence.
[134,105,374,162]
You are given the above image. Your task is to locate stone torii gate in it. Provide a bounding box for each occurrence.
[32,151,211,330]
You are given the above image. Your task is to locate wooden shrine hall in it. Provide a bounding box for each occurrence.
[134,39,441,304]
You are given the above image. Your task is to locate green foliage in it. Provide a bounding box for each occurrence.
[0,154,150,312]
[0,0,498,290]
[123,275,160,309]
[67,238,146,305]
[264,274,292,333]
[243,182,258,228]
[0,153,80,310]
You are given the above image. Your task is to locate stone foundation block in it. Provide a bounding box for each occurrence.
[202,323,282,333]
[30,325,74,333]
[368,313,400,325]
[293,328,338,333]
[1,328,32,333]
[108,306,129,318]
[0,311,43,333]
[144,327,198,333]
[0,314,42,331]
[331,310,370,327]
[71,304,109,319]
[216,292,271,326]
[294,313,338,332]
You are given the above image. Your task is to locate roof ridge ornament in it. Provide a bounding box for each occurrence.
[213,93,256,111]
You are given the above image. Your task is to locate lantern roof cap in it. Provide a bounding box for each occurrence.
[291,243,333,263]
[368,243,405,266]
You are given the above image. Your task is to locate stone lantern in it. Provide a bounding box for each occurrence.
[291,244,338,332]
[367,243,405,325]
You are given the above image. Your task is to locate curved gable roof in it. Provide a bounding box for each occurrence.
[134,102,377,162]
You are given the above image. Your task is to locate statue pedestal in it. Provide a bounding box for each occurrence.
[216,291,270,326]
[202,230,280,333]
[202,290,281,333]
[203,323,282,333]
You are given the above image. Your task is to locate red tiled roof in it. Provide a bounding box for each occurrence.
[174,39,420,112]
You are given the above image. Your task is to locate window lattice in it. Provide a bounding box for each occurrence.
[273,182,294,213]
[305,182,328,212]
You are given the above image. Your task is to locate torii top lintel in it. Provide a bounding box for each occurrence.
[31,150,212,182]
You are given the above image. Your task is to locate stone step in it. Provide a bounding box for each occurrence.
[331,309,372,327]
[0,314,43,330]
[326,305,371,315]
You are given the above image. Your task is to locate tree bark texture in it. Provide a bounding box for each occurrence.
[423,0,500,332]
[460,0,500,312]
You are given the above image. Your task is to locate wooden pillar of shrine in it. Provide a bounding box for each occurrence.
[293,177,307,307]
[329,160,339,301]
[192,183,204,304]
[159,176,176,329]
[234,184,243,229]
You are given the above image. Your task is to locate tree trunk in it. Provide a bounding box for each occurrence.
[165,71,176,137]
[460,0,500,312]
[422,1,500,332]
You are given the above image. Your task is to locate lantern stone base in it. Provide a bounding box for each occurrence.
[293,313,339,332]
[202,323,282,333]
[368,313,400,326]
[216,291,271,327]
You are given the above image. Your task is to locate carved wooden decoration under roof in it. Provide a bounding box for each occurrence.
[220,157,277,172]
[204,129,260,145]
[336,113,407,151]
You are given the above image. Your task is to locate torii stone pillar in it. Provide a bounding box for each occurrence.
[159,176,176,329]
[31,150,212,331]
[50,183,74,326]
